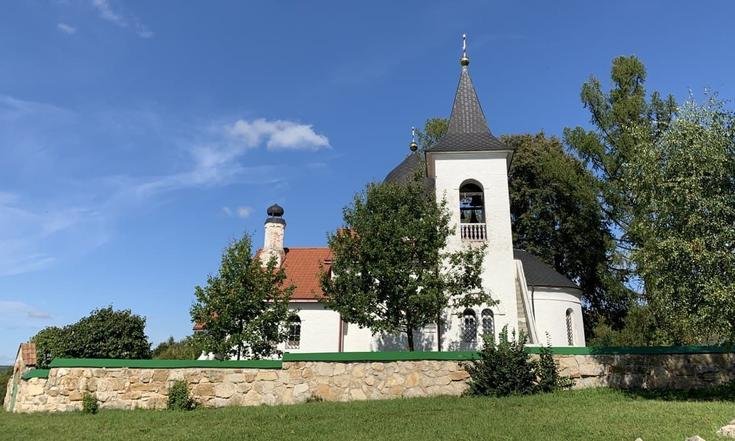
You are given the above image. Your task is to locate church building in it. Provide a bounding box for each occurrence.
[231,38,585,353]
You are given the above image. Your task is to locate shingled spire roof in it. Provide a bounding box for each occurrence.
[426,36,510,153]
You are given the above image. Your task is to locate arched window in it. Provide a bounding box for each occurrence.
[481,309,494,339]
[462,308,477,348]
[459,181,485,224]
[566,309,574,346]
[286,315,301,349]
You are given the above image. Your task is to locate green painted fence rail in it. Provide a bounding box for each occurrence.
[524,345,735,356]
[21,369,50,380]
[48,358,283,369]
[282,351,481,362]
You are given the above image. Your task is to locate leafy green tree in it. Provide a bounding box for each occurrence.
[626,97,735,344]
[504,133,633,332]
[191,233,293,360]
[416,118,448,150]
[322,175,490,351]
[33,308,151,368]
[563,55,677,290]
[152,336,202,360]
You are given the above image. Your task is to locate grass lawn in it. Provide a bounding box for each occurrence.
[2,388,734,441]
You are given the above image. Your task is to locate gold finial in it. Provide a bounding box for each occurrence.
[460,33,469,66]
[409,126,418,151]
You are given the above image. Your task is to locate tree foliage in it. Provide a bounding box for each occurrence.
[32,307,151,368]
[589,305,661,346]
[322,176,490,351]
[563,55,677,289]
[191,233,293,360]
[626,97,735,344]
[152,336,202,360]
[504,133,632,332]
[0,366,11,406]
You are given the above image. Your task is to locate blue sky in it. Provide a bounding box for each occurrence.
[2,0,735,364]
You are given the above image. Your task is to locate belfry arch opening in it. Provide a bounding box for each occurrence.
[459,180,487,240]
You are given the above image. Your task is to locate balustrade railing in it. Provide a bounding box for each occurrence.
[460,223,487,241]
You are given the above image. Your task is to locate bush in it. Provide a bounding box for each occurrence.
[167,380,195,411]
[33,307,152,368]
[464,327,571,397]
[536,341,573,392]
[82,393,98,414]
[464,326,536,397]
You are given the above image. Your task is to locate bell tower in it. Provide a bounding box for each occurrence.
[424,35,518,346]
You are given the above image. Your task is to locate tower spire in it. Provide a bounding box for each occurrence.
[460,33,469,67]
[424,35,509,153]
[409,126,418,151]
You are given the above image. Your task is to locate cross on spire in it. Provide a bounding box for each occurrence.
[461,33,469,66]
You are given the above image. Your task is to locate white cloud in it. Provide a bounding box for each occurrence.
[91,0,153,38]
[221,206,254,219]
[228,118,330,151]
[57,23,77,34]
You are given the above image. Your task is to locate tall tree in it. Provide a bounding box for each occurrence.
[627,97,735,344]
[191,233,293,360]
[504,133,633,332]
[563,56,677,289]
[322,176,490,351]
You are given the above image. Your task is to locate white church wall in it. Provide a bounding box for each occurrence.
[431,151,518,340]
[280,302,342,353]
[531,287,585,347]
[342,323,373,352]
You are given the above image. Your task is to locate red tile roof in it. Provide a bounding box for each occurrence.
[281,247,331,300]
[20,342,36,367]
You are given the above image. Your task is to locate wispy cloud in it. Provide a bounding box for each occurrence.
[222,206,253,219]
[0,192,106,276]
[0,95,331,276]
[133,117,330,197]
[91,0,153,38]
[236,206,253,218]
[57,23,77,35]
[0,301,52,322]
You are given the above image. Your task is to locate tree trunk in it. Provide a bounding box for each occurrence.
[407,329,415,351]
[436,313,443,352]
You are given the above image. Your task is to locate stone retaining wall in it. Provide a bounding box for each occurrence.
[8,352,735,413]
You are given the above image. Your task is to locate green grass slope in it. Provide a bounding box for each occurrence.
[2,388,733,441]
